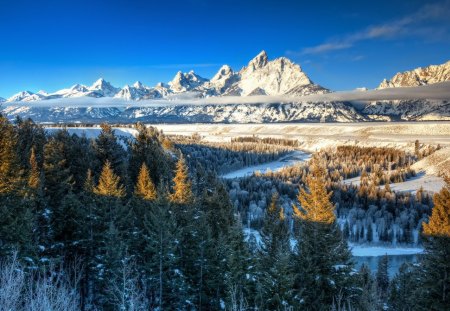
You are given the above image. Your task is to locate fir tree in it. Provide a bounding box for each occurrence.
[292,159,356,309]
[257,193,293,309]
[170,155,193,204]
[389,263,417,311]
[293,160,335,224]
[142,195,188,309]
[92,123,128,182]
[357,264,378,311]
[28,147,41,191]
[376,254,389,300]
[0,115,19,194]
[94,161,126,198]
[225,219,253,309]
[417,177,450,310]
[422,177,450,237]
[129,123,171,186]
[43,133,74,208]
[134,163,157,201]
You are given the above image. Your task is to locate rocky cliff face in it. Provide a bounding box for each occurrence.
[379,60,450,88]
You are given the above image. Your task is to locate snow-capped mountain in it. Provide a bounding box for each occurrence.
[168,70,208,93]
[89,78,120,97]
[114,81,165,101]
[3,51,328,103]
[233,51,327,96]
[2,52,450,123]
[0,97,5,103]
[7,91,48,102]
[379,60,450,88]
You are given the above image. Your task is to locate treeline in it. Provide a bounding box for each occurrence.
[231,135,300,147]
[175,139,292,175]
[317,145,416,181]
[225,146,433,246]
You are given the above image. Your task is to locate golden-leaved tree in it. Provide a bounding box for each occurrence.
[169,155,192,204]
[292,159,355,309]
[293,160,335,224]
[0,115,18,194]
[418,176,450,310]
[94,160,125,198]
[28,147,41,191]
[134,163,157,201]
[422,176,450,237]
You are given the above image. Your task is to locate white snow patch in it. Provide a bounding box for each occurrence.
[221,151,310,179]
[350,244,424,257]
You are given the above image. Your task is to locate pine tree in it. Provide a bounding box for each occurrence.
[43,134,74,208]
[142,195,188,309]
[14,117,46,171]
[422,177,450,237]
[417,177,450,310]
[134,163,157,201]
[257,192,293,309]
[170,155,193,204]
[92,123,128,183]
[292,159,356,309]
[376,254,389,300]
[129,123,171,186]
[28,147,41,191]
[389,263,417,311]
[225,219,253,309]
[293,160,335,224]
[0,115,19,194]
[94,161,126,198]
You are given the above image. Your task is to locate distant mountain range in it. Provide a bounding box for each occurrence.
[1,52,449,123]
[2,51,328,103]
[379,61,450,89]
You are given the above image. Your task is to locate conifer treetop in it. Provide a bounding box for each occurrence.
[28,147,40,191]
[94,160,126,198]
[422,176,450,237]
[293,159,335,224]
[134,163,157,201]
[169,155,193,204]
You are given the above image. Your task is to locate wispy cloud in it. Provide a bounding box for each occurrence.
[3,82,450,108]
[301,43,351,55]
[290,1,450,56]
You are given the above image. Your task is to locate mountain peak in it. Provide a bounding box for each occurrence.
[378,60,450,89]
[169,70,208,92]
[133,81,144,89]
[248,50,268,70]
[91,78,107,88]
[211,65,233,82]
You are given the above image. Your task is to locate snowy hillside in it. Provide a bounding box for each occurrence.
[379,60,450,88]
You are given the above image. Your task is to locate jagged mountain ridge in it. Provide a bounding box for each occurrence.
[379,60,450,89]
[3,55,450,123]
[4,51,328,102]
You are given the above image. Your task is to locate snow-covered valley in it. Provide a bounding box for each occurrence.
[42,122,448,279]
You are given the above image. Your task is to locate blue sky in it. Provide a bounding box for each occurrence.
[0,0,449,98]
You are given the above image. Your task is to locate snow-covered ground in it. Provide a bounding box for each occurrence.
[350,244,424,257]
[342,172,446,193]
[221,151,310,179]
[45,127,137,139]
[44,122,450,152]
[150,121,450,152]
